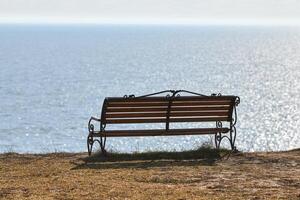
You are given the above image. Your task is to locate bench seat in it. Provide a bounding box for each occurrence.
[92,128,230,137]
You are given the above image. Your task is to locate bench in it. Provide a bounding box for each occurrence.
[87,90,240,155]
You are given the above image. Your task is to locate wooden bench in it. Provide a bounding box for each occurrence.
[87,90,240,155]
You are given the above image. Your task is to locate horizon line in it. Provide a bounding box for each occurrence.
[1,18,300,26]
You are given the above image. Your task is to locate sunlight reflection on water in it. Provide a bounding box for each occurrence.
[0,25,299,153]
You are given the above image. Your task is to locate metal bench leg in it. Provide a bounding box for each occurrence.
[87,135,94,156]
[215,121,237,151]
[87,136,107,156]
[215,121,223,149]
[215,132,221,149]
[229,102,239,152]
[100,136,107,155]
[229,123,237,151]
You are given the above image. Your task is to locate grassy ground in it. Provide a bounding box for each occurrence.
[0,148,299,200]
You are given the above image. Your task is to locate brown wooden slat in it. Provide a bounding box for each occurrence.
[108,100,232,104]
[107,100,234,105]
[172,100,232,103]
[93,128,230,137]
[107,97,167,102]
[105,117,229,124]
[169,117,230,122]
[170,106,230,111]
[106,112,167,118]
[105,111,229,119]
[106,107,168,112]
[107,102,169,107]
[173,97,235,101]
[107,101,232,108]
[169,111,229,117]
[172,101,232,106]
[106,96,236,102]
[107,99,167,103]
[106,106,230,113]
[105,118,167,124]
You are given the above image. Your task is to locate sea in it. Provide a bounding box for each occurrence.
[0,24,299,153]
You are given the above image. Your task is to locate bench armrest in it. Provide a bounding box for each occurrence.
[88,116,101,133]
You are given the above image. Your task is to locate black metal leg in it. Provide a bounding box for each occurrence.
[215,121,238,151]
[100,136,107,155]
[87,136,93,156]
[229,126,237,151]
[215,121,223,149]
[215,132,221,149]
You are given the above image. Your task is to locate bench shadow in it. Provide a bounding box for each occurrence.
[71,148,228,170]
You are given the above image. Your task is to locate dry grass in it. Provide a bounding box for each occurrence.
[0,148,300,200]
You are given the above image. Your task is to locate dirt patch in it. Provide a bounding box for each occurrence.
[0,149,299,199]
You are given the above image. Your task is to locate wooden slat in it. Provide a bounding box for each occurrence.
[105,117,229,124]
[106,96,236,102]
[106,107,169,112]
[107,101,232,108]
[172,101,232,106]
[107,97,167,102]
[106,111,229,119]
[106,97,185,100]
[105,118,167,124]
[107,102,169,107]
[169,111,229,117]
[107,100,233,105]
[169,117,230,122]
[106,106,230,113]
[93,128,230,137]
[108,100,232,104]
[173,96,234,101]
[171,106,230,111]
[106,112,167,118]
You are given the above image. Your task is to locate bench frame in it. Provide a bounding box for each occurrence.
[87,90,240,155]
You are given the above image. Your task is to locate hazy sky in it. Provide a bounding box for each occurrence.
[1,0,300,25]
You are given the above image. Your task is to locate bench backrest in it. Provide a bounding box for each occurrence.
[101,95,238,129]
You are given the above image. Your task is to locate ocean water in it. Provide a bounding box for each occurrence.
[0,25,299,153]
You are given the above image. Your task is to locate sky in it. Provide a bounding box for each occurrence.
[0,0,300,25]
